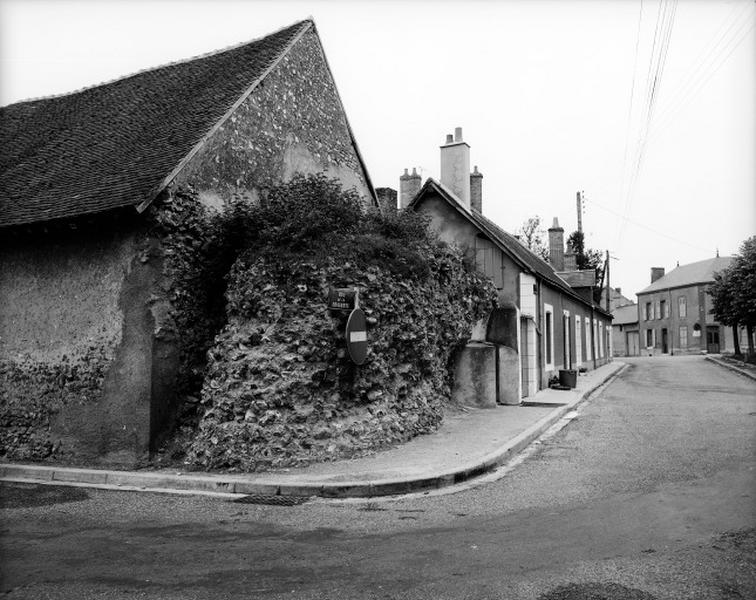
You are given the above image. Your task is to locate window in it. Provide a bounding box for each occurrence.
[646,329,654,347]
[645,302,652,321]
[599,322,604,357]
[585,318,592,360]
[678,296,687,318]
[654,300,661,320]
[661,300,668,319]
[679,326,688,348]
[544,304,554,368]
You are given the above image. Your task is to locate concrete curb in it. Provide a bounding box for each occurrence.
[0,363,627,499]
[705,355,756,382]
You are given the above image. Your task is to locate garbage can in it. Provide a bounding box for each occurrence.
[559,369,577,388]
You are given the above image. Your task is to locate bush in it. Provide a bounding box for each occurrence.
[181,174,497,471]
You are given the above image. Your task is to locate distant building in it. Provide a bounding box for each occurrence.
[636,257,746,355]
[612,304,640,357]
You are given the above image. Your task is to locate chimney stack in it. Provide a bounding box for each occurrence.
[440,127,471,208]
[375,187,397,213]
[470,166,483,213]
[399,168,422,208]
[548,217,565,271]
[563,240,577,271]
[651,267,665,283]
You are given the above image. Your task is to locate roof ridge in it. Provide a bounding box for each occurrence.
[1,18,312,109]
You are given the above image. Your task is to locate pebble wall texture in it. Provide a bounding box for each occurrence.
[175,28,372,207]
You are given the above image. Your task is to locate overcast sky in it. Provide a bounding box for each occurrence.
[1,0,754,299]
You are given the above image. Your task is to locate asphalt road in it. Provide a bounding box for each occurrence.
[1,356,755,599]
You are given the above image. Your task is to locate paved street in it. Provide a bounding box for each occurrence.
[1,356,755,599]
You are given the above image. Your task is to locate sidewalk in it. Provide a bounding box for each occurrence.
[0,362,626,499]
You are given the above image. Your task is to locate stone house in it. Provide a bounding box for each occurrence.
[403,128,612,405]
[0,19,376,465]
[612,304,640,357]
[636,257,747,355]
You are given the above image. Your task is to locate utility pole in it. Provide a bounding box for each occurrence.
[576,191,583,234]
[605,249,611,313]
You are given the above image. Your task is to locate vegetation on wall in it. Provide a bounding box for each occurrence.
[179,174,498,471]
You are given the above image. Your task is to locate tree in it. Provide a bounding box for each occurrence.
[566,230,605,303]
[709,271,741,356]
[516,216,549,261]
[709,236,756,358]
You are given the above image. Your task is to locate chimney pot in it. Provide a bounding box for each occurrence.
[399,167,422,209]
[445,134,454,144]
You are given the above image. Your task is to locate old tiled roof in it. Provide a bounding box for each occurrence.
[637,256,733,294]
[0,20,310,227]
[411,178,611,318]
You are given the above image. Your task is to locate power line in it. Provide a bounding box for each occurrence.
[646,5,755,144]
[583,195,712,254]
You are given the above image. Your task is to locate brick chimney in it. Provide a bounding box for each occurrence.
[548,217,564,271]
[563,240,577,271]
[375,187,397,213]
[651,267,665,283]
[470,166,483,213]
[399,168,422,209]
[440,127,471,208]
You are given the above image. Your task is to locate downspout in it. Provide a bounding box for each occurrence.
[536,277,543,390]
[668,287,674,355]
[591,305,597,370]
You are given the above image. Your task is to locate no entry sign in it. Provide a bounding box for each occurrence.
[345,308,368,365]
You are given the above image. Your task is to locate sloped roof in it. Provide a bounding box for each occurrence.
[612,303,638,325]
[410,178,611,318]
[1,19,374,228]
[637,256,734,295]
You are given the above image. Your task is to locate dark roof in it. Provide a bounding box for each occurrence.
[0,20,312,227]
[637,256,733,294]
[411,178,611,318]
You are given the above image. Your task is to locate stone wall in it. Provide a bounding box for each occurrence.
[0,215,176,465]
[175,28,373,207]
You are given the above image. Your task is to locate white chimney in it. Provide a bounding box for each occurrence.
[440,127,471,208]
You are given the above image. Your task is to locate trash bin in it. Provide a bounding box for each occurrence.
[559,369,577,388]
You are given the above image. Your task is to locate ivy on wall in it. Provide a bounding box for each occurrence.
[179,174,497,471]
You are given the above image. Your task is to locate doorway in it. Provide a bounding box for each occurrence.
[661,328,668,354]
[706,326,720,353]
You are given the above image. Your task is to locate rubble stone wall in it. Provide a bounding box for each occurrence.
[174,28,373,207]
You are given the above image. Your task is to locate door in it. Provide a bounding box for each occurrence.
[706,326,720,353]
[627,331,640,356]
[662,328,668,354]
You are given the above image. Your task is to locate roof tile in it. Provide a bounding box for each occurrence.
[0,20,310,227]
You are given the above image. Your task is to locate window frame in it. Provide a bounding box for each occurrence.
[544,303,554,369]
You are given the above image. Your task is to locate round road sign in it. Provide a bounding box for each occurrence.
[345,308,368,365]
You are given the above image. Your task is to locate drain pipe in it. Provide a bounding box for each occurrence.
[591,305,597,370]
